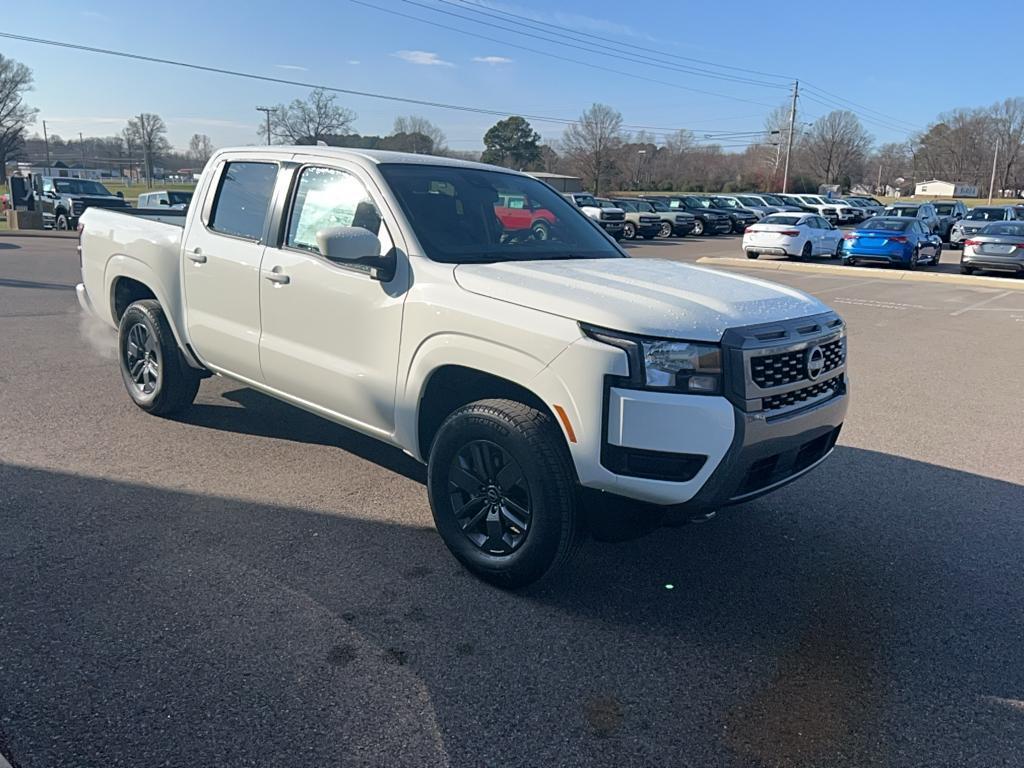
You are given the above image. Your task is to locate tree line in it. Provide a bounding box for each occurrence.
[3,51,1023,197]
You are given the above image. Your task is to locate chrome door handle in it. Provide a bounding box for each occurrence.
[186,249,206,263]
[264,271,290,285]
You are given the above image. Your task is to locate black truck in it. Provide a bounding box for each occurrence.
[34,176,130,230]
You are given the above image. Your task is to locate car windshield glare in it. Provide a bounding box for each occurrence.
[762,215,802,226]
[737,196,762,206]
[864,218,910,231]
[982,222,1024,237]
[966,208,1004,221]
[379,164,624,264]
[714,198,739,208]
[761,194,786,205]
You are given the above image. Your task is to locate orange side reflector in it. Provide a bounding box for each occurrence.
[553,404,577,443]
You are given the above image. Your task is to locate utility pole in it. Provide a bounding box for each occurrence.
[42,120,51,175]
[988,138,1000,204]
[79,132,86,171]
[877,163,883,195]
[139,113,151,189]
[782,80,799,193]
[256,106,275,146]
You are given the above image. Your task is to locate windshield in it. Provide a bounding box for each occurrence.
[168,191,192,205]
[613,200,637,212]
[572,194,597,208]
[648,200,671,212]
[52,179,113,195]
[632,200,655,213]
[982,222,1024,237]
[798,196,823,205]
[685,196,712,208]
[933,203,954,215]
[966,208,1005,221]
[761,215,802,226]
[378,164,624,264]
[737,196,763,206]
[713,197,740,209]
[760,194,786,205]
[863,218,910,231]
[887,206,919,217]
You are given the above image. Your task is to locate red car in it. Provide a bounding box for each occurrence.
[494,194,557,240]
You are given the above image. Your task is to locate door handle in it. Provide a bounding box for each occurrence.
[264,270,290,285]
[186,248,206,264]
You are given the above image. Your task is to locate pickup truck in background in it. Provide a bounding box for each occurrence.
[35,176,130,230]
[643,195,733,236]
[565,192,626,239]
[77,147,848,588]
[138,190,195,210]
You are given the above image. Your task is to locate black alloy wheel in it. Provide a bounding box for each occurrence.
[623,222,636,240]
[124,321,160,397]
[447,440,532,555]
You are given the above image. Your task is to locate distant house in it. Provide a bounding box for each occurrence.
[527,172,583,193]
[914,180,979,198]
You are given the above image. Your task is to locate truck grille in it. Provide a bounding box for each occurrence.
[601,211,625,222]
[751,338,844,388]
[71,200,86,215]
[722,312,846,416]
[762,376,843,413]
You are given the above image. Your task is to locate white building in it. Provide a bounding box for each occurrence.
[914,180,979,198]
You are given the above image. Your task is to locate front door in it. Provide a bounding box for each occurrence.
[257,162,408,436]
[181,159,279,382]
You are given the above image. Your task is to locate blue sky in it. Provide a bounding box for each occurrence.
[3,0,1022,152]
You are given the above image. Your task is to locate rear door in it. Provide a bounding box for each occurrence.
[257,161,409,435]
[181,158,280,382]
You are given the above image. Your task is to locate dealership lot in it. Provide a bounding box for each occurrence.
[1,235,1023,767]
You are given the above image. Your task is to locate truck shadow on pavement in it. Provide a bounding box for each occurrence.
[2,443,1023,767]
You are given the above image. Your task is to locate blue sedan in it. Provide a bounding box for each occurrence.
[841,217,943,269]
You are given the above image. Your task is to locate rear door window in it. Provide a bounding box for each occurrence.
[209,162,278,240]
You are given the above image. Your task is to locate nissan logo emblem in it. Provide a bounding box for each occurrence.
[805,346,825,381]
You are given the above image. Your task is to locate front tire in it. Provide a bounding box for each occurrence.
[692,218,705,237]
[55,211,70,231]
[426,399,581,589]
[659,221,673,238]
[960,265,975,275]
[832,239,843,259]
[118,300,200,416]
[623,222,636,240]
[746,250,759,259]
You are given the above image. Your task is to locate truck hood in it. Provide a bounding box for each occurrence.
[454,258,830,341]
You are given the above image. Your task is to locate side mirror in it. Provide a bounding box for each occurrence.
[116,191,125,199]
[316,226,394,281]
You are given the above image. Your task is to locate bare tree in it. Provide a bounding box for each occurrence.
[125,114,171,187]
[988,97,1024,192]
[259,89,357,144]
[188,133,214,168]
[0,54,38,183]
[562,103,624,195]
[800,110,872,187]
[392,115,447,154]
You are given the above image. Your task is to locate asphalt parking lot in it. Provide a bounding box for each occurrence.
[2,234,1023,767]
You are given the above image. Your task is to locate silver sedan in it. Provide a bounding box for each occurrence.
[960,222,1024,276]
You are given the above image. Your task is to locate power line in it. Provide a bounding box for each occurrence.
[452,0,796,84]
[0,31,772,138]
[416,0,787,89]
[345,0,779,109]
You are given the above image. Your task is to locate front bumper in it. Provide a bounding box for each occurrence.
[600,221,625,234]
[706,219,732,234]
[672,222,696,236]
[843,245,911,264]
[636,222,663,238]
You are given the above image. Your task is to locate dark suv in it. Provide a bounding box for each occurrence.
[644,195,734,236]
[35,176,129,230]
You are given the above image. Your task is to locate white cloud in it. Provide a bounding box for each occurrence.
[472,56,513,65]
[275,64,308,71]
[347,60,361,65]
[392,50,454,67]
[168,117,251,129]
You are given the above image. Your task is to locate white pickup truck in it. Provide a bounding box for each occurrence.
[77,147,848,587]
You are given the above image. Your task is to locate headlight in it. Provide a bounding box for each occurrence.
[580,324,722,394]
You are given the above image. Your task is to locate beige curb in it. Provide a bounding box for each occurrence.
[695,257,1024,291]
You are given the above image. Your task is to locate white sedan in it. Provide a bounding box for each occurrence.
[742,213,845,260]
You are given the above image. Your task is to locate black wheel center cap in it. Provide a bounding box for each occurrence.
[484,486,501,503]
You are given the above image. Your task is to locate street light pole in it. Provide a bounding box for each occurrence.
[79,132,86,172]
[256,106,275,146]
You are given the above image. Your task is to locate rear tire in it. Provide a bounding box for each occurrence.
[960,265,975,275]
[799,241,813,261]
[746,251,759,259]
[118,299,200,417]
[426,399,582,589]
[531,221,550,241]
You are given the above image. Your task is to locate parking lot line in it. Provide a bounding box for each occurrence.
[808,278,882,295]
[950,291,1013,317]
